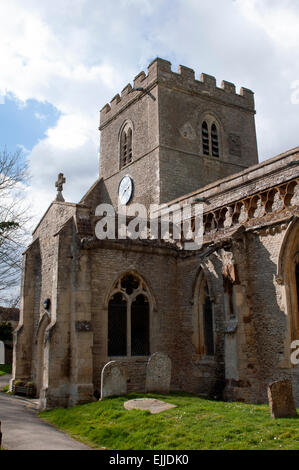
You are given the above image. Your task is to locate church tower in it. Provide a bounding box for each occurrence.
[97,58,258,209]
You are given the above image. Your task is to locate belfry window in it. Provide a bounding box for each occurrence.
[120,125,133,168]
[201,119,220,158]
[202,121,209,155]
[211,124,219,157]
[108,273,150,357]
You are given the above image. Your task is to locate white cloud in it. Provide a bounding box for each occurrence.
[237,0,299,49]
[45,114,92,150]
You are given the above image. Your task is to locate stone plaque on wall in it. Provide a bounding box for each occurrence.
[229,134,242,157]
[101,361,127,399]
[180,122,196,141]
[145,352,172,393]
[75,321,92,332]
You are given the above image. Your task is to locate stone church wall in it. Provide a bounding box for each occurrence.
[88,242,178,393]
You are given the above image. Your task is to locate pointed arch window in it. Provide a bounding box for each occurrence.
[108,293,127,356]
[202,279,215,356]
[279,220,299,347]
[288,254,299,341]
[131,295,150,356]
[194,273,215,357]
[108,273,150,357]
[120,124,133,168]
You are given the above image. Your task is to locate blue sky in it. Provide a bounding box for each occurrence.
[0,95,60,155]
[0,0,298,226]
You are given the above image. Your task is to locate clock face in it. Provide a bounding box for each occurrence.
[118,176,133,205]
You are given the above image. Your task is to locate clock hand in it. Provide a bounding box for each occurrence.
[121,188,128,200]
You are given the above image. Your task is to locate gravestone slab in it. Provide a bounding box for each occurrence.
[101,361,127,399]
[124,398,177,414]
[267,379,297,418]
[145,352,171,393]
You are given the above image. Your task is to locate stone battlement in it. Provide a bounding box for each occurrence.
[100,57,255,128]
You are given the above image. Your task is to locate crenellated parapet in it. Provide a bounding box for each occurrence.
[99,57,255,128]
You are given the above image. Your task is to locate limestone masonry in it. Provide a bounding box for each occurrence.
[11,58,299,409]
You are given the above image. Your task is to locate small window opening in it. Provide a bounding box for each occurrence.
[202,121,210,155]
[211,123,219,157]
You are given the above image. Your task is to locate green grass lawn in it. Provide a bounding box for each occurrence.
[0,364,11,376]
[39,392,299,450]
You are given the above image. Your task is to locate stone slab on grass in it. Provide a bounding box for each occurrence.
[124,398,177,414]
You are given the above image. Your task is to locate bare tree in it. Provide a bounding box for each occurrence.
[0,148,30,304]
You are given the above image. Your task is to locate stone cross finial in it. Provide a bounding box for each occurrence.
[55,173,66,202]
